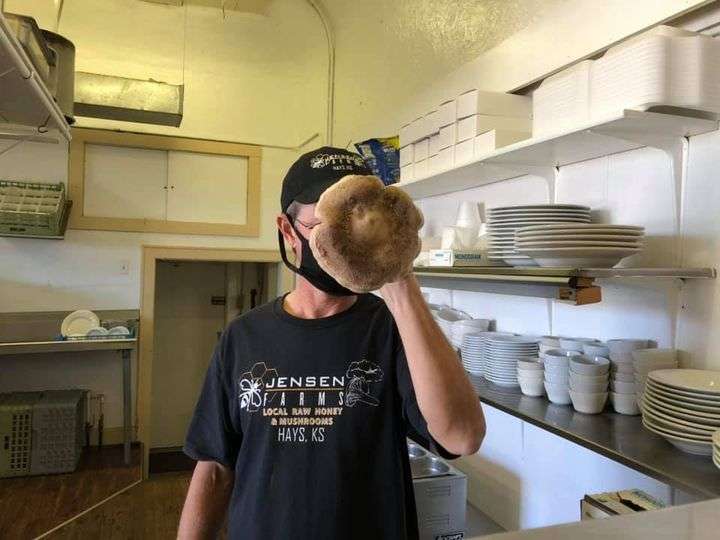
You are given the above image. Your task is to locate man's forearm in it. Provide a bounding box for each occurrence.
[381,275,485,456]
[178,460,234,539]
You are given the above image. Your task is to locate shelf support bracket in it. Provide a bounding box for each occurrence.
[481,163,558,203]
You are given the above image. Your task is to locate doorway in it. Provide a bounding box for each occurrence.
[138,246,293,477]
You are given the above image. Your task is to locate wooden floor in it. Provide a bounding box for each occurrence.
[46,472,227,540]
[0,444,141,540]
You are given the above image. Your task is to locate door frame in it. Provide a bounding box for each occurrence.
[138,245,293,477]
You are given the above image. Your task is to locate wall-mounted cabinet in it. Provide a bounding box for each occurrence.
[69,128,261,236]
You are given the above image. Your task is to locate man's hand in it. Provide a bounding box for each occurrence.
[178,460,234,539]
[381,274,485,456]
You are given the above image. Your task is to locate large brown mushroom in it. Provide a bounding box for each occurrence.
[310,175,424,292]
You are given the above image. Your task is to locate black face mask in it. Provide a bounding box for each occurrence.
[278,222,356,297]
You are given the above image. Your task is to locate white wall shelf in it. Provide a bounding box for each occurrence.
[400,110,718,200]
[414,266,716,306]
[0,13,71,143]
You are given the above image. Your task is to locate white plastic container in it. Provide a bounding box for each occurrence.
[428,133,440,156]
[438,123,456,150]
[590,26,720,121]
[532,60,592,137]
[414,139,429,162]
[399,145,413,167]
[457,114,531,142]
[413,159,428,179]
[454,139,474,165]
[474,130,529,156]
[437,99,457,129]
[400,164,414,183]
[437,146,454,171]
[457,89,532,120]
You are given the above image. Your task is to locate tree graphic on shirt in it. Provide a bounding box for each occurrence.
[345,359,383,407]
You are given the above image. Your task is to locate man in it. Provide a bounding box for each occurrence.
[179,147,485,539]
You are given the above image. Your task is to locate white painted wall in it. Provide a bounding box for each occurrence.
[0,0,327,433]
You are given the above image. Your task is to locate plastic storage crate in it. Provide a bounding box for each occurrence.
[0,180,66,236]
[0,392,41,478]
[30,390,86,475]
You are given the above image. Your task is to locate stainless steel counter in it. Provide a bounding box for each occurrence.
[469,375,720,499]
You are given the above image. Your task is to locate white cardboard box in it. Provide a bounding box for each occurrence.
[400,164,414,183]
[421,111,436,139]
[429,133,440,156]
[454,139,475,166]
[409,117,425,143]
[438,123,457,150]
[399,123,412,148]
[474,130,529,156]
[456,89,532,120]
[437,99,457,129]
[413,159,429,179]
[414,139,429,162]
[457,114,532,142]
[399,145,413,167]
[438,146,455,171]
[429,154,441,175]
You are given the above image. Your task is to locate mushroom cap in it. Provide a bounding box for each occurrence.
[310,175,424,293]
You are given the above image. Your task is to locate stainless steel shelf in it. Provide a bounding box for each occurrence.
[414,266,716,305]
[0,337,137,356]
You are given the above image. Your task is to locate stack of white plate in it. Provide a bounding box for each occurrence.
[434,308,471,341]
[641,369,720,455]
[483,335,539,387]
[460,331,516,376]
[713,430,720,470]
[450,319,492,350]
[487,204,591,266]
[515,224,645,267]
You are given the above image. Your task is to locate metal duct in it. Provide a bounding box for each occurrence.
[74,71,184,127]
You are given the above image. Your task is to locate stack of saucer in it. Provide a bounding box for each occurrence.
[483,335,539,387]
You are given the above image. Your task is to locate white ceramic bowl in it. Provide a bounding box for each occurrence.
[569,377,608,393]
[517,358,544,371]
[518,370,544,382]
[545,381,572,405]
[611,362,635,375]
[542,349,581,368]
[583,343,610,357]
[568,370,607,384]
[570,390,609,414]
[540,336,562,348]
[570,355,610,375]
[611,380,635,394]
[611,392,641,415]
[613,372,636,383]
[559,337,599,352]
[607,339,650,360]
[519,378,545,397]
[544,370,569,384]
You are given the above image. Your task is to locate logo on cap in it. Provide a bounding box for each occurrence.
[310,153,366,170]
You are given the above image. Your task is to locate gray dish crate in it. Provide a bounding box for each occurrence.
[0,390,86,478]
[0,392,40,478]
[0,180,67,236]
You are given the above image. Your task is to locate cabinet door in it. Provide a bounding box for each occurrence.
[166,150,248,224]
[83,144,167,219]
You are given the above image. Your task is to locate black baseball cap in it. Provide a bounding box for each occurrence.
[280,146,371,212]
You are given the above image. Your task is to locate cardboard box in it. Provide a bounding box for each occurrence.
[414,139,429,162]
[413,159,428,179]
[437,99,457,128]
[474,130,529,157]
[399,145,413,167]
[400,164,414,183]
[438,146,455,171]
[457,114,531,142]
[438,123,456,150]
[429,133,440,156]
[454,139,475,165]
[456,89,532,120]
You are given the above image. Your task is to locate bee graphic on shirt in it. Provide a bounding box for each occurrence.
[345,359,383,407]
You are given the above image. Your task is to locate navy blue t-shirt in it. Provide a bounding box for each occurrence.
[184,293,451,539]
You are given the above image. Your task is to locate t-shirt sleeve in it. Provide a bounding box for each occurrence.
[395,339,459,460]
[183,331,242,469]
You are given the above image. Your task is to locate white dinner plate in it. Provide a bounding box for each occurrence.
[489,204,591,212]
[516,240,644,248]
[642,417,714,455]
[646,379,720,403]
[645,387,720,414]
[61,309,101,337]
[648,369,720,396]
[516,234,645,242]
[641,403,718,434]
[516,224,644,233]
[517,246,642,268]
[641,392,720,424]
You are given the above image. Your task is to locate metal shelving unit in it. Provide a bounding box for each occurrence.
[414,266,716,305]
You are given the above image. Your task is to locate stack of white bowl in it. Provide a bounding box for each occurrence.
[487,204,591,267]
[569,355,611,414]
[541,349,582,405]
[578,342,633,415]
[460,331,516,376]
[561,337,601,352]
[632,349,679,400]
[450,319,492,351]
[605,339,650,411]
[713,430,720,470]
[514,224,645,268]
[483,335,539,387]
[641,369,720,455]
[434,308,471,341]
[517,357,545,397]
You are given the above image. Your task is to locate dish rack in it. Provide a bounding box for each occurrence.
[61,318,138,341]
[0,180,67,236]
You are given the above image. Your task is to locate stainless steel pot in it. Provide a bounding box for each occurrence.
[41,30,75,124]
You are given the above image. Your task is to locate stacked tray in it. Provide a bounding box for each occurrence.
[515,224,645,268]
[487,204,591,266]
[640,369,720,456]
